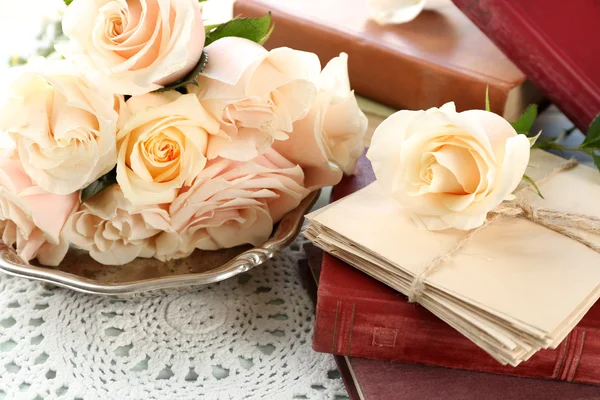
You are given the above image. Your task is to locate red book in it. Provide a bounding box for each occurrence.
[451,0,600,132]
[311,155,600,386]
[334,351,600,400]
[301,249,600,399]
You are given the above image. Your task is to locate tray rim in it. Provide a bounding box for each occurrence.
[0,190,320,296]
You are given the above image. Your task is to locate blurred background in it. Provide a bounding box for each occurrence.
[0,0,64,70]
[0,0,235,72]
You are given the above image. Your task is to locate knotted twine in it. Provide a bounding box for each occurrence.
[407,158,600,303]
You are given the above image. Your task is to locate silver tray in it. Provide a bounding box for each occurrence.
[0,191,319,296]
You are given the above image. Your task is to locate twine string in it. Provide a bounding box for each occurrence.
[407,158,600,303]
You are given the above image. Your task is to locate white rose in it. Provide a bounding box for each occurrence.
[59,0,205,95]
[367,102,531,230]
[116,92,219,206]
[63,185,177,265]
[274,53,368,190]
[0,59,120,196]
[167,148,309,258]
[196,37,320,161]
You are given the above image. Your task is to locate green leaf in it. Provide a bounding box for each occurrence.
[580,113,600,148]
[204,13,274,47]
[153,50,208,93]
[522,174,544,199]
[204,23,221,33]
[81,168,117,203]
[485,86,491,112]
[9,55,27,67]
[64,0,73,5]
[510,104,538,135]
[592,152,600,174]
[527,130,542,148]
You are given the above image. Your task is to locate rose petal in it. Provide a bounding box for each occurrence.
[432,145,480,193]
[367,110,419,193]
[201,37,268,87]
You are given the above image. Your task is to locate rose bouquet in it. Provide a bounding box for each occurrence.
[0,0,368,267]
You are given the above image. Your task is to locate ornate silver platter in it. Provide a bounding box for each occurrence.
[0,191,319,296]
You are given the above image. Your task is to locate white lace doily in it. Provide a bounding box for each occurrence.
[0,238,347,400]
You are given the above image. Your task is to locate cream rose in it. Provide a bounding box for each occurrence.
[367,102,531,230]
[0,155,79,266]
[60,0,205,95]
[167,149,309,258]
[116,92,219,206]
[196,37,320,161]
[0,60,120,195]
[63,185,177,265]
[274,53,368,190]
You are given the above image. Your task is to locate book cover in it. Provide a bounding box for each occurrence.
[451,0,600,132]
[233,0,542,122]
[300,247,600,399]
[310,154,600,385]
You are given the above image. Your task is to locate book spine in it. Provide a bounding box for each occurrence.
[333,356,361,400]
[233,0,513,115]
[451,0,597,131]
[313,292,600,385]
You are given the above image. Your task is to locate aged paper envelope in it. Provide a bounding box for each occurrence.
[306,150,600,364]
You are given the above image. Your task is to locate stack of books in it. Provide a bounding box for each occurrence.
[234,0,600,397]
[301,155,600,399]
[300,244,600,400]
[305,149,600,368]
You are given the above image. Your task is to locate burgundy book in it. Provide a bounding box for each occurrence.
[300,247,600,400]
[335,354,600,400]
[451,0,600,132]
[311,155,600,386]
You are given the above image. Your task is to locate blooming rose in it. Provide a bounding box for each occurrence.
[116,92,219,206]
[274,53,368,190]
[0,155,79,266]
[60,0,205,95]
[167,149,309,258]
[0,60,120,195]
[63,186,177,265]
[367,102,530,231]
[196,37,320,161]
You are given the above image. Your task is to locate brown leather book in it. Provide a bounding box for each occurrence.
[233,0,542,120]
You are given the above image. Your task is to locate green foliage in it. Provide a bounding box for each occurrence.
[580,113,600,149]
[8,56,27,67]
[511,104,538,135]
[204,13,274,47]
[8,18,65,68]
[580,113,600,172]
[592,153,600,174]
[485,86,490,112]
[81,169,117,202]
[521,174,544,199]
[528,131,542,148]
